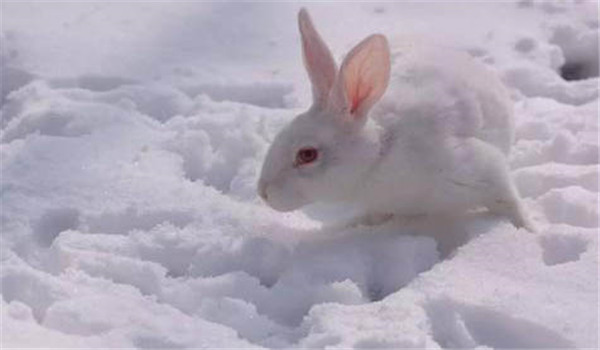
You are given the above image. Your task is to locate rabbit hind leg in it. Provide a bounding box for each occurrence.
[486,179,536,232]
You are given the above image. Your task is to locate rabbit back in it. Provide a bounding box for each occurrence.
[372,45,514,155]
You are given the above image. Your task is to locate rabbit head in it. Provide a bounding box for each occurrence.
[258,9,391,212]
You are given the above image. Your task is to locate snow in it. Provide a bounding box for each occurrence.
[1,1,598,348]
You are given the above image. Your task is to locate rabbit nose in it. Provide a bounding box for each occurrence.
[258,182,269,201]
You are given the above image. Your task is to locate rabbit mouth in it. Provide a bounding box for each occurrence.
[266,201,302,213]
[263,193,307,212]
[258,182,309,212]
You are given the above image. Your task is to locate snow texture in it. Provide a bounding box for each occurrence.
[1,1,598,349]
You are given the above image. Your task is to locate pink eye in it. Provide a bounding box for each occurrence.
[295,147,319,166]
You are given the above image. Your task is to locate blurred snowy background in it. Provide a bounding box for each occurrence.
[1,1,598,348]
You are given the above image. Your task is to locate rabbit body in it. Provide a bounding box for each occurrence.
[258,9,532,230]
[360,46,523,217]
[378,44,514,155]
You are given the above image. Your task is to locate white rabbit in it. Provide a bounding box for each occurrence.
[258,8,533,231]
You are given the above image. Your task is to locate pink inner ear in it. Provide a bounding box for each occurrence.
[347,65,376,115]
[350,82,373,115]
[337,34,390,118]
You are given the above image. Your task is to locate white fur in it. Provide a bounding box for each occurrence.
[258,8,533,230]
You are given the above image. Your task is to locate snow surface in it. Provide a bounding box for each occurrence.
[1,1,598,348]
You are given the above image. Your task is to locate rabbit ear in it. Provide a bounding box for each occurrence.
[298,8,337,106]
[331,34,390,121]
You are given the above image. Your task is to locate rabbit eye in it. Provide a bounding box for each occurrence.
[295,147,319,166]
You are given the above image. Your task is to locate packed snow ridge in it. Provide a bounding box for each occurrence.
[1,1,598,349]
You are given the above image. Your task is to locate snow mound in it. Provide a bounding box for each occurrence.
[1,1,598,348]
